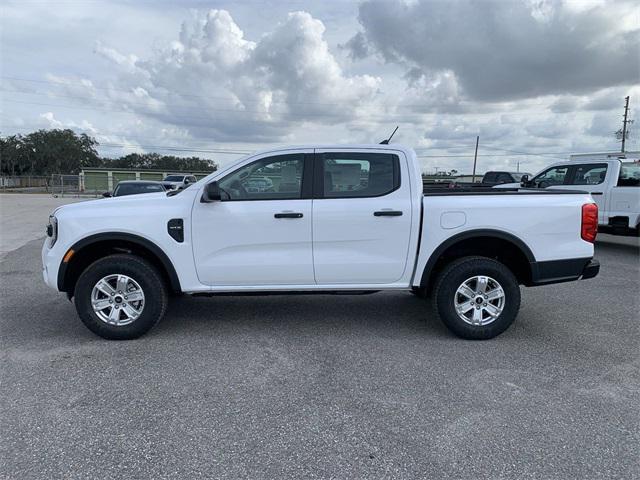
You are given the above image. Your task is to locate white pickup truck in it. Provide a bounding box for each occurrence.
[498,158,640,236]
[42,145,600,340]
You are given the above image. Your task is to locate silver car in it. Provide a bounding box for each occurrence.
[162,174,198,190]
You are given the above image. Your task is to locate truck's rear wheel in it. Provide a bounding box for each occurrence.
[74,254,168,340]
[433,256,520,340]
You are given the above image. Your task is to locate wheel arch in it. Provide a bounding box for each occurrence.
[57,232,181,296]
[419,229,535,290]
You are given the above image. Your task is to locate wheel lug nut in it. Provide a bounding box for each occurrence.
[109,300,113,304]
[483,303,487,306]
[476,306,480,310]
[124,296,128,300]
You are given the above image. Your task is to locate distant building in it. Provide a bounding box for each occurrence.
[80,167,212,192]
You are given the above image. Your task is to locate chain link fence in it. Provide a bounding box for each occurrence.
[0,176,51,193]
[1,174,106,197]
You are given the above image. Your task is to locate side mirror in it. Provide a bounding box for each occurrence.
[103,191,112,197]
[201,181,222,203]
[184,178,191,184]
[520,174,529,187]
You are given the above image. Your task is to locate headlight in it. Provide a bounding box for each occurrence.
[46,215,58,247]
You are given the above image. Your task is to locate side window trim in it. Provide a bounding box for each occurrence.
[564,165,578,185]
[312,151,401,199]
[215,152,313,202]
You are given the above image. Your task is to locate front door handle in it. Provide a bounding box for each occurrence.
[374,210,403,217]
[274,212,303,219]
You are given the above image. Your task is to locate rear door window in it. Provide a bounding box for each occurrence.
[319,152,399,198]
[483,172,498,183]
[570,164,608,185]
[618,162,640,187]
[496,173,513,183]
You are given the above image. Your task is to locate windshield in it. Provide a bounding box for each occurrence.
[114,183,164,196]
[618,162,640,187]
[164,175,185,181]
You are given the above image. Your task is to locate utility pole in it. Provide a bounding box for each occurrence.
[621,96,630,153]
[471,136,479,183]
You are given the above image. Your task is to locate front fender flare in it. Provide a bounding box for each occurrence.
[57,232,181,293]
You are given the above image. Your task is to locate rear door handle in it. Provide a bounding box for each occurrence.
[374,210,403,217]
[274,212,303,219]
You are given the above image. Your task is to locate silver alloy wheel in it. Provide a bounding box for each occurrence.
[454,275,505,326]
[91,274,145,326]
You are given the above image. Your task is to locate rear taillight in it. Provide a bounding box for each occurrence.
[581,203,598,243]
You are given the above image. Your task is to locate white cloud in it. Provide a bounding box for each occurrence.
[52,9,382,143]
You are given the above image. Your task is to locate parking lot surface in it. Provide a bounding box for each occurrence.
[1,196,639,479]
[0,194,83,257]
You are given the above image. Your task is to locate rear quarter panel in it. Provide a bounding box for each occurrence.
[412,192,595,286]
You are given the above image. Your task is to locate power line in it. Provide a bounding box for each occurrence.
[1,97,439,123]
[1,76,621,117]
[0,122,259,151]
[2,121,626,160]
[0,123,597,159]
[99,143,252,155]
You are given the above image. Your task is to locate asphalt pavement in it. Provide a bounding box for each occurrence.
[1,238,638,479]
[0,194,84,257]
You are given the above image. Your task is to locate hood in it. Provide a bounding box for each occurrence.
[51,191,174,217]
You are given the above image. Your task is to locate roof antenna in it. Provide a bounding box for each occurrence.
[380,126,399,145]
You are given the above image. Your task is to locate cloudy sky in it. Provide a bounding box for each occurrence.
[1,0,638,173]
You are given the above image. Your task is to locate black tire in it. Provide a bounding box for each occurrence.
[433,256,521,340]
[74,254,168,340]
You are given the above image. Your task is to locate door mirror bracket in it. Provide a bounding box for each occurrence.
[520,174,530,187]
[201,181,222,203]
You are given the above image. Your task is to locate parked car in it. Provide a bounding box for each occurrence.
[481,171,532,185]
[103,180,166,198]
[496,158,640,236]
[43,144,599,340]
[162,174,197,190]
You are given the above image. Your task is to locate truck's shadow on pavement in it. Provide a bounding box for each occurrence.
[156,292,451,340]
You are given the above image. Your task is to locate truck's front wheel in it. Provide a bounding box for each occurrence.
[433,256,521,340]
[74,254,168,340]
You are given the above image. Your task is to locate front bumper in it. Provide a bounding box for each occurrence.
[529,257,599,286]
[41,238,62,291]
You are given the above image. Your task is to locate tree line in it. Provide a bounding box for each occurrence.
[0,129,217,176]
